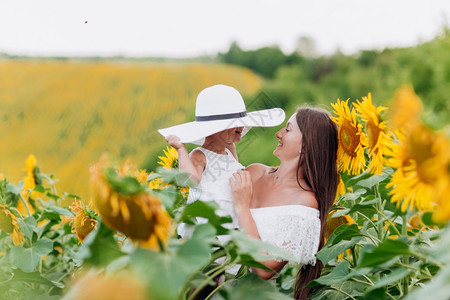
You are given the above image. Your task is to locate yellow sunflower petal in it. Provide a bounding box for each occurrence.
[388,85,423,131]
[354,93,395,175]
[157,146,179,169]
[386,124,446,212]
[331,98,368,175]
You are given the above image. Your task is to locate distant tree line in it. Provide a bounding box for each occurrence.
[218,30,450,127]
[218,42,302,78]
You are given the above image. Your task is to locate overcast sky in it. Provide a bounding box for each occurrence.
[1,0,449,57]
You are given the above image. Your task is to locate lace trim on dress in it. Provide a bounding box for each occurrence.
[250,205,321,266]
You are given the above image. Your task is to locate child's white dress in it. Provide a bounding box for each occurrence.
[178,147,244,241]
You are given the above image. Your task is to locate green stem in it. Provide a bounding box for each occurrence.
[362,233,381,245]
[180,248,229,298]
[396,262,419,271]
[157,237,168,253]
[350,278,373,286]
[187,264,230,300]
[350,246,357,267]
[209,249,228,265]
[180,255,227,299]
[356,211,378,232]
[409,251,444,268]
[19,193,32,216]
[386,291,397,300]
[0,272,14,284]
[329,286,357,300]
[401,214,409,297]
[362,274,374,285]
[382,213,402,240]
[374,184,384,241]
[205,261,229,277]
[204,278,234,300]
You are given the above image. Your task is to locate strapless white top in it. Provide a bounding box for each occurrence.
[250,205,321,266]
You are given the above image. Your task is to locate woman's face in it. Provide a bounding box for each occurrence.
[273,113,303,159]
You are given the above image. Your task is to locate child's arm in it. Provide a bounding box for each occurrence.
[166,135,205,184]
[226,143,239,161]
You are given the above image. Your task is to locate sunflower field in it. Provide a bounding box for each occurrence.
[0,61,262,201]
[1,80,449,299]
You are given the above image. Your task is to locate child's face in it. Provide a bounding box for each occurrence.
[216,127,244,144]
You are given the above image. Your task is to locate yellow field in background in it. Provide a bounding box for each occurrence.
[0,60,262,200]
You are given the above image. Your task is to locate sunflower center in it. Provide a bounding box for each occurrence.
[172,158,179,169]
[339,120,360,157]
[366,120,380,152]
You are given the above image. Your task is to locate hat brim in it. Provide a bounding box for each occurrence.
[158,108,285,145]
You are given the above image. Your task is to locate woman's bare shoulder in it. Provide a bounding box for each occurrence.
[296,189,319,210]
[245,163,270,178]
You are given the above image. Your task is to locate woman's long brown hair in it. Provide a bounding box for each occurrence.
[293,107,338,299]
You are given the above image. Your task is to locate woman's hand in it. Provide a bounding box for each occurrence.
[229,170,252,212]
[166,135,185,150]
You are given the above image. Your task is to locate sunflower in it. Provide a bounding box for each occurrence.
[91,154,172,250]
[156,147,189,197]
[325,213,356,241]
[135,169,149,184]
[66,270,146,300]
[179,186,189,198]
[353,93,395,175]
[335,176,346,200]
[433,173,450,222]
[0,204,24,245]
[386,124,447,212]
[325,212,356,261]
[147,172,166,190]
[158,146,179,169]
[19,154,45,215]
[331,98,368,175]
[408,215,423,229]
[388,85,423,131]
[429,134,450,222]
[67,200,98,242]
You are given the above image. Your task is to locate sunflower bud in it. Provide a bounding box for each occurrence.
[90,155,172,250]
[0,205,24,245]
[0,207,14,233]
[68,200,98,242]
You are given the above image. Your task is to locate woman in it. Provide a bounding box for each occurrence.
[230,106,339,299]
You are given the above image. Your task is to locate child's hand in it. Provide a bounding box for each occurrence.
[166,135,184,150]
[230,170,252,211]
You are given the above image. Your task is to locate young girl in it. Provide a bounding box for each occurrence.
[158,84,285,239]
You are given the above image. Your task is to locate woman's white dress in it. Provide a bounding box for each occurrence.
[250,205,321,266]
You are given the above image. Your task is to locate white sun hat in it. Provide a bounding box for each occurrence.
[158,84,285,145]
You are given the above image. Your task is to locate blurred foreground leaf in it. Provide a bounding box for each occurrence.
[130,238,211,300]
[77,220,123,267]
[9,238,53,272]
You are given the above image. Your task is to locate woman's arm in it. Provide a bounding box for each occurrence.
[166,135,205,184]
[230,170,287,279]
